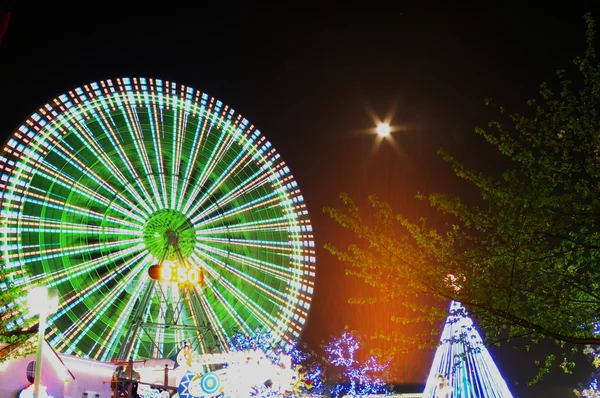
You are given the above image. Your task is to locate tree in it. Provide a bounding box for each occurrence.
[226,328,390,397]
[574,343,600,397]
[324,13,600,376]
[0,274,36,362]
[226,329,324,396]
[324,329,391,397]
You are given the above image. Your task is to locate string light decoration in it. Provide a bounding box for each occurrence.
[423,301,513,398]
[0,77,316,361]
[575,322,600,398]
[226,329,320,396]
[224,329,391,397]
[324,330,390,397]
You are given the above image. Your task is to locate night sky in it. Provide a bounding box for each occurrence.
[1,4,600,397]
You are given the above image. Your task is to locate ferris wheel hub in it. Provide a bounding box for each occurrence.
[142,209,196,260]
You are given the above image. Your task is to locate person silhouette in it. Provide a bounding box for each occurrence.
[435,373,453,398]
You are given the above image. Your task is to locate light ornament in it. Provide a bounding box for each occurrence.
[324,330,390,397]
[176,348,309,398]
[576,340,600,397]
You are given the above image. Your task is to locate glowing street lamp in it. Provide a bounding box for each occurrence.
[376,123,390,137]
[27,286,59,398]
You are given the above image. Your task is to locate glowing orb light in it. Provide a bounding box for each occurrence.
[376,123,390,137]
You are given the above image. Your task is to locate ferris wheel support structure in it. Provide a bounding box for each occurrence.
[117,236,217,360]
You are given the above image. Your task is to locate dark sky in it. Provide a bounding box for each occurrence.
[1,4,600,397]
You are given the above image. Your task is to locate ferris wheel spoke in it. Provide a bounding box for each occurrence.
[45,243,146,288]
[180,118,235,215]
[14,153,146,224]
[193,286,230,349]
[193,242,292,305]
[0,219,139,276]
[179,289,213,355]
[191,192,280,229]
[142,100,169,209]
[175,103,215,212]
[190,251,284,333]
[55,258,147,357]
[91,99,158,213]
[183,131,269,218]
[47,248,147,319]
[211,274,278,334]
[55,109,156,216]
[198,274,252,335]
[9,236,142,269]
[118,102,164,212]
[184,288,221,355]
[177,101,222,214]
[196,217,289,236]
[186,158,272,224]
[3,212,140,244]
[175,114,205,212]
[8,209,141,239]
[8,216,138,236]
[209,241,296,286]
[17,190,139,230]
[169,95,186,210]
[48,250,149,352]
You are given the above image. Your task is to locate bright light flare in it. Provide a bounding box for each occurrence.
[376,123,390,137]
[27,286,59,315]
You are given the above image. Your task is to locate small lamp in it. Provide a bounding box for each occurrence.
[27,286,59,398]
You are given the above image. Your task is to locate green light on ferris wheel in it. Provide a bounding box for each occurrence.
[0,77,317,361]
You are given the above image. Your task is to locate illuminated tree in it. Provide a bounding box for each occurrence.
[575,345,600,397]
[226,329,390,397]
[423,301,513,397]
[324,330,390,397]
[575,324,600,397]
[325,13,600,377]
[227,329,324,396]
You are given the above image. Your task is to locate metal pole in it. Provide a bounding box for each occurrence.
[112,372,117,398]
[117,279,156,360]
[128,357,133,397]
[164,364,168,389]
[33,306,46,398]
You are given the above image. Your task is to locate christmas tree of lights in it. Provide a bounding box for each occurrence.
[423,301,513,398]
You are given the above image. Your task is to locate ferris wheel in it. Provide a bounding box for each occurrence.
[0,77,316,362]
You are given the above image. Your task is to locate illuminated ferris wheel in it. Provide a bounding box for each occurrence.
[0,77,316,362]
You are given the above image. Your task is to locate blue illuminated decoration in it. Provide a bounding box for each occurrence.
[576,340,600,397]
[324,330,390,397]
[217,329,390,396]
[226,329,319,396]
[423,301,513,398]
